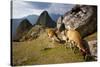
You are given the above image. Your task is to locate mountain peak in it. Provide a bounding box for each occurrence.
[42,10,48,14]
[21,19,29,23]
[15,18,33,41]
[36,11,56,28]
[41,10,49,16]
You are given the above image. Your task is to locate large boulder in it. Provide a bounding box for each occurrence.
[56,16,66,32]
[82,39,97,61]
[57,16,63,29]
[57,5,97,38]
[88,40,97,57]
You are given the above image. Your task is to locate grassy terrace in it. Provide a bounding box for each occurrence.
[84,32,97,41]
[12,32,97,66]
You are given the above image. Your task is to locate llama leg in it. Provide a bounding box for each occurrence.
[72,41,77,54]
[70,40,74,51]
[80,49,86,60]
[65,38,69,48]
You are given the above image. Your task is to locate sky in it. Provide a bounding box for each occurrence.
[12,0,75,18]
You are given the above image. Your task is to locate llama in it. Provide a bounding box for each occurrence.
[64,25,90,59]
[46,28,62,43]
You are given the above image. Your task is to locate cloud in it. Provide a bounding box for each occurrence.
[12,1,31,18]
[46,3,74,15]
[12,1,75,18]
[26,1,51,9]
[12,1,44,18]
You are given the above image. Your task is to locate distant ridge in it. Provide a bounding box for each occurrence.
[15,19,33,41]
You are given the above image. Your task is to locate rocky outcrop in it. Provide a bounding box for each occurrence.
[57,5,97,38]
[57,16,63,29]
[20,25,44,41]
[56,16,66,32]
[79,39,97,61]
[88,40,97,58]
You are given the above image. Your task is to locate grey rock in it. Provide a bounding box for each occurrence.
[88,40,97,58]
[57,5,97,38]
[57,16,63,29]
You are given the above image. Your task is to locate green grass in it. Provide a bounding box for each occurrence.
[12,32,94,66]
[84,32,97,41]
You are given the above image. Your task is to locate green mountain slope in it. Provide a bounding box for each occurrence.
[15,19,33,41]
[36,11,56,28]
